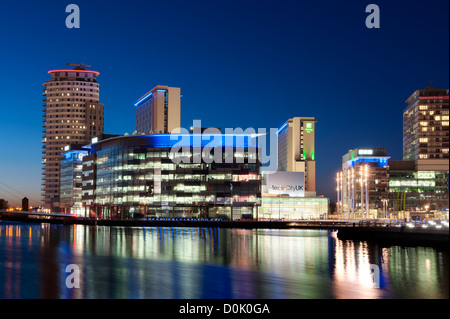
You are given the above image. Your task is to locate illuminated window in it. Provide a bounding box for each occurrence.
[419,154,428,159]
[443,121,449,126]
[443,116,449,121]
[435,116,441,121]
[419,105,428,110]
[419,121,428,126]
[443,149,449,154]
[419,138,428,143]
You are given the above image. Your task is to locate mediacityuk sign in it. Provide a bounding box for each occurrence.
[267,171,305,197]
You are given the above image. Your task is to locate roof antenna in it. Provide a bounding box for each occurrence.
[427,80,434,88]
[64,62,92,70]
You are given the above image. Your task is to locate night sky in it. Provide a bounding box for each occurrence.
[0,0,448,207]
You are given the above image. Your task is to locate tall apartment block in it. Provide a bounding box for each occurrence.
[403,85,449,168]
[390,85,450,213]
[42,64,104,212]
[277,117,316,194]
[135,85,181,134]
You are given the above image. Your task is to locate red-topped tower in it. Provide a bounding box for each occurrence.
[42,64,104,212]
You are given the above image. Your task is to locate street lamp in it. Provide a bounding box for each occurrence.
[382,199,389,219]
[364,164,369,219]
[360,165,364,219]
[336,171,344,219]
[351,167,355,219]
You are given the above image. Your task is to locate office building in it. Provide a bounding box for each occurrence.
[398,85,449,214]
[259,195,328,220]
[257,117,327,220]
[388,160,448,213]
[73,133,261,219]
[337,148,390,218]
[42,64,104,212]
[277,117,316,193]
[59,145,89,214]
[135,85,181,134]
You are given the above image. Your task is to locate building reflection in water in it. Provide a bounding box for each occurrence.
[0,222,448,299]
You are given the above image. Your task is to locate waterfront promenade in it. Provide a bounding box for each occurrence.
[1,210,448,247]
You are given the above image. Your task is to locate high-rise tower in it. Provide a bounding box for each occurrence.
[403,85,449,162]
[135,85,181,134]
[42,64,104,212]
[277,117,316,193]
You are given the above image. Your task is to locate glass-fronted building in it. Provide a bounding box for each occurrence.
[60,145,89,215]
[79,133,261,219]
[338,148,390,218]
[260,194,328,219]
[388,160,449,212]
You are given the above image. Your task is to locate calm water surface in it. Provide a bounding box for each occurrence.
[0,221,448,299]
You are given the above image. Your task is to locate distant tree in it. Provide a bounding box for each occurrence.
[0,198,9,210]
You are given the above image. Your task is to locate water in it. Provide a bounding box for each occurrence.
[0,221,448,299]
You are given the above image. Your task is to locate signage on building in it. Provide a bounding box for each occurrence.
[358,149,373,155]
[266,171,305,197]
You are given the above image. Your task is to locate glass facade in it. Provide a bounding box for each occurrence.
[60,148,89,214]
[388,170,449,211]
[81,134,261,219]
[260,195,328,219]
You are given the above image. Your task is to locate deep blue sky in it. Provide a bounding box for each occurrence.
[0,0,448,206]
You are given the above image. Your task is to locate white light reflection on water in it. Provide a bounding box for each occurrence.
[0,222,448,299]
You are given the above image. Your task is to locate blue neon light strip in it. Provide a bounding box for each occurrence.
[346,157,389,168]
[277,123,288,135]
[91,134,260,151]
[134,92,153,107]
